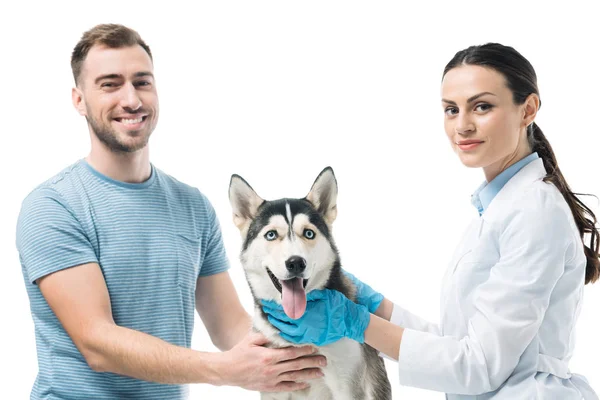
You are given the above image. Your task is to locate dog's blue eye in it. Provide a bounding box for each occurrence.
[265,230,278,241]
[303,229,315,239]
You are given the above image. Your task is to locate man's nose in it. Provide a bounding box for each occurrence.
[120,82,142,111]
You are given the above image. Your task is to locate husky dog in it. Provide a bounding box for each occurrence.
[228,167,391,400]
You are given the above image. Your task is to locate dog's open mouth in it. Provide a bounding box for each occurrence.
[266,267,308,320]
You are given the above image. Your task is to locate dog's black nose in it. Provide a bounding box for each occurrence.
[285,256,306,275]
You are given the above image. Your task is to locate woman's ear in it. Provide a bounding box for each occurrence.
[522,93,540,127]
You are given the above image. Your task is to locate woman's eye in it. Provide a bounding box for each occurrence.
[444,107,458,116]
[303,229,315,239]
[475,103,493,112]
[264,230,278,241]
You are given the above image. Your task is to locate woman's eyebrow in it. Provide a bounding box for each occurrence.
[442,91,497,105]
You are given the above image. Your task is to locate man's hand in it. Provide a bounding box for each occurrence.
[216,331,327,392]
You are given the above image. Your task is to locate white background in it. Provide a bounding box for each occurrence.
[1,1,599,399]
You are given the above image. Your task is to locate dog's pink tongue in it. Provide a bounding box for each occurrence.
[281,277,306,320]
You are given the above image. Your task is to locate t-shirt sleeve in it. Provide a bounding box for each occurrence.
[197,192,231,277]
[16,187,98,284]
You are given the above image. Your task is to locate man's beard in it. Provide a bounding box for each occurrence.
[87,114,152,153]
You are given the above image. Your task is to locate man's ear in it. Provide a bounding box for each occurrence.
[72,86,87,116]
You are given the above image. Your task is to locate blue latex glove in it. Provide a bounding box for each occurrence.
[261,289,371,346]
[343,269,384,313]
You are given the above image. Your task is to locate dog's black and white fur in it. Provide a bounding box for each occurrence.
[229,167,391,400]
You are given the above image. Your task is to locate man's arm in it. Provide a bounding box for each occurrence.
[38,262,325,391]
[195,271,252,351]
[38,262,222,383]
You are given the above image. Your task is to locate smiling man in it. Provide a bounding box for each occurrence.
[16,24,325,400]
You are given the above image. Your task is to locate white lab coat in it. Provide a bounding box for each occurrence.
[391,158,597,399]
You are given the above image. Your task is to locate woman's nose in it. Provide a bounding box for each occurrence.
[455,114,475,135]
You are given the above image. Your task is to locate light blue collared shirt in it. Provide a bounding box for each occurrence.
[471,152,540,215]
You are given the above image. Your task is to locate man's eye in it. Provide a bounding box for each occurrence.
[135,81,150,87]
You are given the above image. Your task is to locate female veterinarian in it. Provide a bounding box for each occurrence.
[262,43,599,399]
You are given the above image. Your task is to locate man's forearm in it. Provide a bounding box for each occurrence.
[83,321,225,385]
[209,310,252,352]
[219,312,252,351]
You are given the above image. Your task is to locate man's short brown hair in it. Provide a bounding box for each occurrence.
[71,24,153,85]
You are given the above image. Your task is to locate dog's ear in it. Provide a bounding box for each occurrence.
[305,167,338,225]
[229,174,264,233]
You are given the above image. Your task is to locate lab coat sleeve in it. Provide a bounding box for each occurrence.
[390,302,440,335]
[396,199,574,395]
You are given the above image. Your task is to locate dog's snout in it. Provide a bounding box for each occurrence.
[285,256,306,275]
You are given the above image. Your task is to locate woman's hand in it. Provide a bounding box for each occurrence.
[342,269,384,313]
[261,289,370,346]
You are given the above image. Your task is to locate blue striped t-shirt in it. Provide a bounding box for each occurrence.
[16,159,230,399]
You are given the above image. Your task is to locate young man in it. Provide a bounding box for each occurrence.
[16,24,325,400]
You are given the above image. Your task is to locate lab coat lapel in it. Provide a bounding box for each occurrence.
[440,158,547,323]
[482,158,547,224]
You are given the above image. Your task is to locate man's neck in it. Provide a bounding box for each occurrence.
[86,146,151,184]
